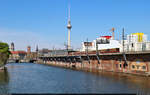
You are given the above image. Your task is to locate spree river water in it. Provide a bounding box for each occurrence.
[0,63,150,94]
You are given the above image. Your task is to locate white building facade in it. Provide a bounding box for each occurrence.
[120,33,150,52]
[81,36,121,51]
[81,33,150,52]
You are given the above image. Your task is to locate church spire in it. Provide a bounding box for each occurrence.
[36,45,38,52]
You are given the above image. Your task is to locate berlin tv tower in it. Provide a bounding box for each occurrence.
[67,2,72,49]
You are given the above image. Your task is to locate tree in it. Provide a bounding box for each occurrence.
[0,42,10,68]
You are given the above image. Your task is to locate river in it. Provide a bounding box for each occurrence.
[0,63,150,94]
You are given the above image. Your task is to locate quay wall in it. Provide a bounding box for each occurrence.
[38,53,150,76]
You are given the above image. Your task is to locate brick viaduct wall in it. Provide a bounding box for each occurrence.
[39,53,150,76]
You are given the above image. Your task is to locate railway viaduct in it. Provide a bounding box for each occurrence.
[39,51,150,76]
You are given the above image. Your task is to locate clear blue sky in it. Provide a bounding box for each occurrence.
[0,0,150,51]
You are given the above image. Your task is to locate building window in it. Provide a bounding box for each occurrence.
[132,65,135,69]
[142,66,146,70]
[132,43,134,47]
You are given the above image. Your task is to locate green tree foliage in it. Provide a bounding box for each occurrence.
[0,42,10,67]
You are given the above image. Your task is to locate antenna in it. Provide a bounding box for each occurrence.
[68,1,71,21]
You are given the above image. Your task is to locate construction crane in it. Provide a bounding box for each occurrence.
[110,28,115,40]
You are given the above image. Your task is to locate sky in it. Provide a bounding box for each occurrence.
[0,0,150,51]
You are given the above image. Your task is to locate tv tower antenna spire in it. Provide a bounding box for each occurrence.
[67,1,72,50]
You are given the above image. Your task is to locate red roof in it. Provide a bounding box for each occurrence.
[100,36,112,39]
[11,51,27,54]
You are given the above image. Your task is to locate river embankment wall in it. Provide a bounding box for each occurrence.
[38,52,150,76]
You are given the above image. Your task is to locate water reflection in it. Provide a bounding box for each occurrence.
[0,68,9,94]
[0,63,150,94]
[81,70,150,94]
